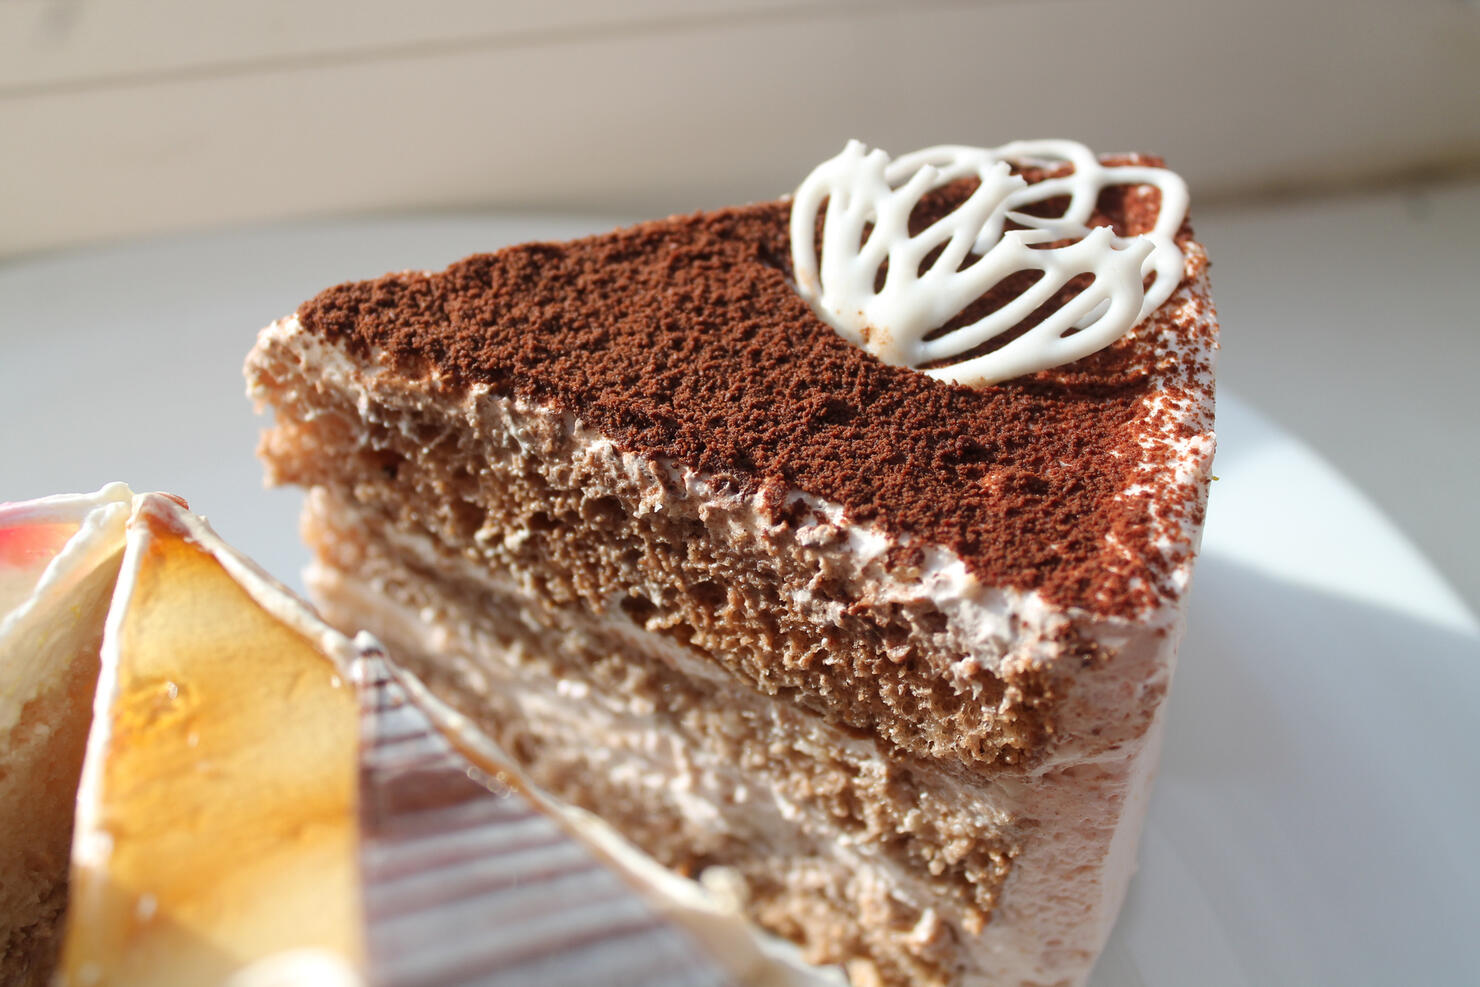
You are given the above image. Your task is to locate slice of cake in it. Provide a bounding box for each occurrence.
[246,139,1217,986]
[0,485,132,984]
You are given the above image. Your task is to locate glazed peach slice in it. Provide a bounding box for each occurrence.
[58,495,363,986]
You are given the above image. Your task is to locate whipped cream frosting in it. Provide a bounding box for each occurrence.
[790,139,1189,386]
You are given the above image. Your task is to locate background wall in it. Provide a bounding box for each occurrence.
[3,0,1478,256]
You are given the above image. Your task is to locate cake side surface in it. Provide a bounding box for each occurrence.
[300,484,1184,985]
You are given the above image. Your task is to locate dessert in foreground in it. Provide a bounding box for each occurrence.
[60,492,364,984]
[0,486,131,984]
[247,139,1218,985]
[1,487,831,986]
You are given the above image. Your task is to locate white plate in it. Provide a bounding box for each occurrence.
[1101,388,1480,987]
[4,218,1479,986]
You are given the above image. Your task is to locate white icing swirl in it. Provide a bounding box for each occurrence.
[789,139,1188,386]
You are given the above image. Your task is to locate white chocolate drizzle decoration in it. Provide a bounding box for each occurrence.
[789,139,1189,386]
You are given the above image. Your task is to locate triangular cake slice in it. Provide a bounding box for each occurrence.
[0,485,133,984]
[247,139,1217,985]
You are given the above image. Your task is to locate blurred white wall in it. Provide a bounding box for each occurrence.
[3,0,1478,256]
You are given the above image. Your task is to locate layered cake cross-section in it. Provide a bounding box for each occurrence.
[246,140,1218,986]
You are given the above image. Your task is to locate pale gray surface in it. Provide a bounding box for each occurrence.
[1198,177,1480,610]
[1,204,1478,984]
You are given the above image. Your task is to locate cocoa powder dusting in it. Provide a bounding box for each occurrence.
[299,156,1215,616]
